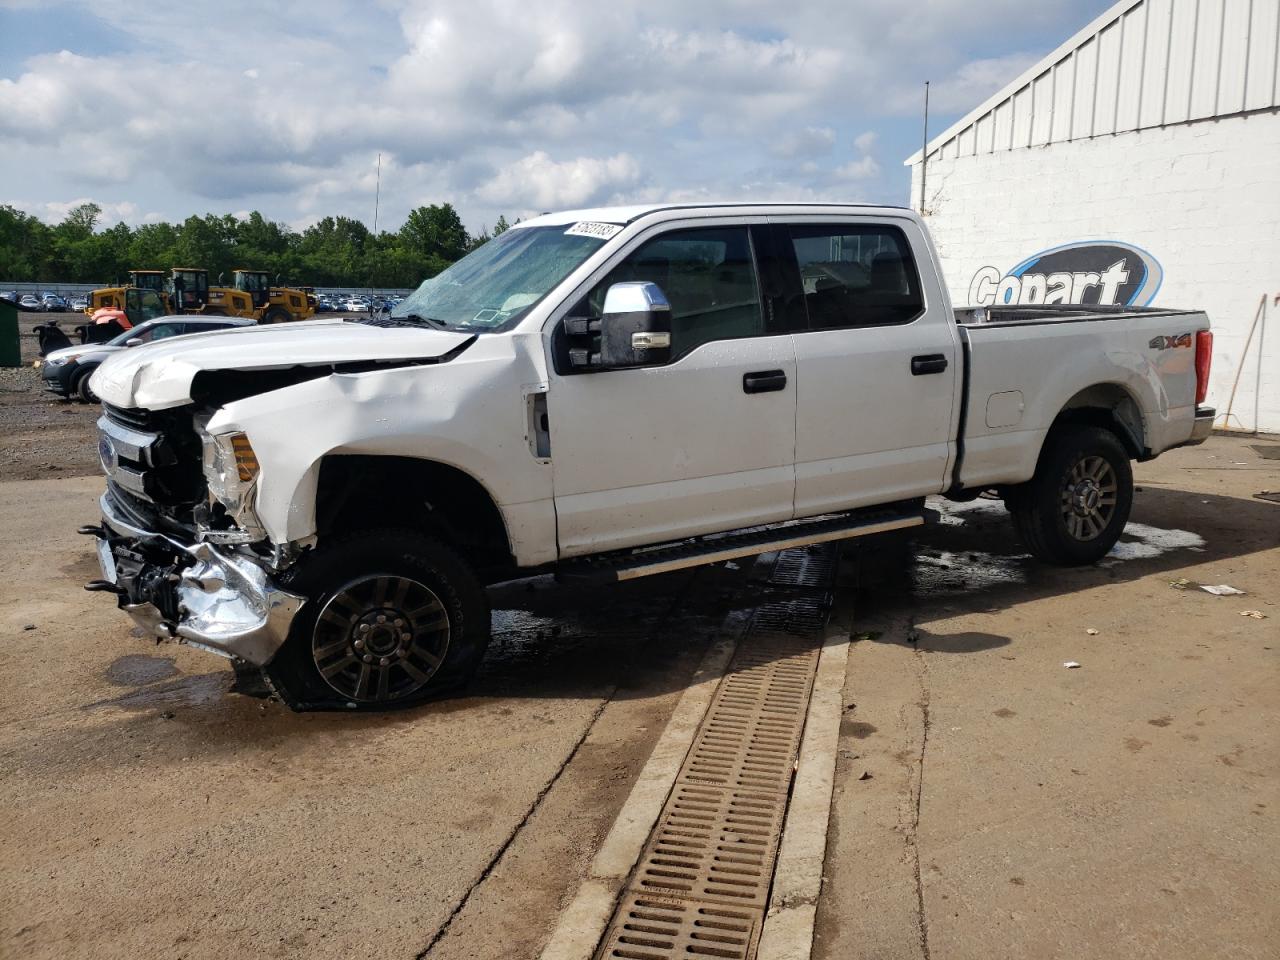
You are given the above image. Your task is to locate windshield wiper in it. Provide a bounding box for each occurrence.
[398,312,449,329]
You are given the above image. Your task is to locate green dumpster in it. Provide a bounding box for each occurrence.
[0,299,20,368]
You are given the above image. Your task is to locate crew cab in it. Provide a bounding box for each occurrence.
[84,203,1214,710]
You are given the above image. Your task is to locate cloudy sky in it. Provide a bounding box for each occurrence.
[0,0,1114,235]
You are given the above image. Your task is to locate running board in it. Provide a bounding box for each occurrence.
[559,508,924,584]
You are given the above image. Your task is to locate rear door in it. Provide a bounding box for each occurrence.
[771,216,961,515]
[547,220,798,557]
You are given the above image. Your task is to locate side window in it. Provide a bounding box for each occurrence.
[585,227,764,358]
[150,323,184,341]
[788,224,924,329]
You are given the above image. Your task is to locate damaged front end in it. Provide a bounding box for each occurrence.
[86,493,303,665]
[86,401,304,665]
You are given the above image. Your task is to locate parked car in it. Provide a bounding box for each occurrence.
[340,296,369,312]
[42,294,68,312]
[39,315,256,402]
[86,202,1215,710]
[18,294,46,312]
[68,295,90,312]
[0,290,18,305]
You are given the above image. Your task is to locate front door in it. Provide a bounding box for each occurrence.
[772,217,962,515]
[548,223,797,557]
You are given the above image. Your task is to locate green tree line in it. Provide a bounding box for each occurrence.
[0,202,515,288]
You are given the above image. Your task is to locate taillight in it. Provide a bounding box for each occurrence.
[1195,330,1213,405]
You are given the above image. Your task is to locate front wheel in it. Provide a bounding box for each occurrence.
[74,365,98,403]
[1009,425,1133,566]
[265,531,490,710]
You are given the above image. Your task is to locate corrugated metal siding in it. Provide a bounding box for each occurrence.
[915,0,1280,165]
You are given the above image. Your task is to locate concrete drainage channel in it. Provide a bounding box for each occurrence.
[544,545,847,960]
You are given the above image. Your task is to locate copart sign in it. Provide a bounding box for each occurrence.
[968,241,1162,307]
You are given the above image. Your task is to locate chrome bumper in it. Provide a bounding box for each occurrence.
[93,492,304,666]
[1188,406,1216,445]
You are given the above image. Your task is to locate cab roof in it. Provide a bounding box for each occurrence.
[515,201,911,229]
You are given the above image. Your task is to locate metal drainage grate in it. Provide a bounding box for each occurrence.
[597,894,759,960]
[595,545,836,960]
[767,545,837,589]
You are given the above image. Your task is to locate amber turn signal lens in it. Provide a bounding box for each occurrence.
[230,434,259,482]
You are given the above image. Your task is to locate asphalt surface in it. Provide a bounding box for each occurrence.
[2,312,1277,959]
[0,473,767,959]
[818,435,1280,960]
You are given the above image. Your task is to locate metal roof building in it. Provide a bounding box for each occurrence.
[906,0,1280,433]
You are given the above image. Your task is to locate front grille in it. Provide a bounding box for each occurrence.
[100,403,206,508]
[103,402,153,431]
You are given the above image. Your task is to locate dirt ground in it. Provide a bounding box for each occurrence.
[1,314,1277,959]
[818,435,1280,960]
[1,313,101,481]
[0,473,760,959]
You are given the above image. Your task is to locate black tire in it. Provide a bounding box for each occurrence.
[1009,425,1133,566]
[74,365,98,403]
[264,530,490,711]
[262,307,290,324]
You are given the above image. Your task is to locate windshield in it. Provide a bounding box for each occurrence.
[391,225,611,331]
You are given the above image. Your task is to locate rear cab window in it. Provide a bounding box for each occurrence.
[784,223,925,329]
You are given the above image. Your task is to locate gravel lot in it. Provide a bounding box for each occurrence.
[1,305,1276,960]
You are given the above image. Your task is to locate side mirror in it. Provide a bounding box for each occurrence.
[598,282,672,368]
[125,337,144,348]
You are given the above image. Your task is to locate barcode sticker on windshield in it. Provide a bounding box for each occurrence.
[565,221,622,240]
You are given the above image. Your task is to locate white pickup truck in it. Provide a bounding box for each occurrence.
[86,203,1215,709]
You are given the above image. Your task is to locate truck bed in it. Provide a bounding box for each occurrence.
[955,303,1202,327]
[953,303,1211,491]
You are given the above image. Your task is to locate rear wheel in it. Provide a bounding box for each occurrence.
[74,365,98,403]
[262,307,290,324]
[264,530,490,710]
[1009,425,1133,565]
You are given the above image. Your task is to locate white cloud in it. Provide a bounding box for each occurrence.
[476,151,643,212]
[834,155,880,181]
[0,1,1113,231]
[25,197,138,225]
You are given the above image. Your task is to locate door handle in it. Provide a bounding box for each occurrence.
[743,370,787,394]
[911,354,949,376]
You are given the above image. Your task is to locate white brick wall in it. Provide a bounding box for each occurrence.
[909,109,1280,433]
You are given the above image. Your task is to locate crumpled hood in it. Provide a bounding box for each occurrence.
[90,318,474,410]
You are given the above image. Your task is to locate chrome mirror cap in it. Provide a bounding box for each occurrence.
[602,281,670,316]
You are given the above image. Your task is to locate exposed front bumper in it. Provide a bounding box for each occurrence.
[40,361,74,395]
[91,491,304,665]
[1187,406,1216,445]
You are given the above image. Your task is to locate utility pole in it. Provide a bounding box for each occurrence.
[920,81,930,214]
[369,153,381,311]
[373,152,382,235]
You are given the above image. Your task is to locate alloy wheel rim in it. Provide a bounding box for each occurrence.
[312,575,450,702]
[1059,454,1118,542]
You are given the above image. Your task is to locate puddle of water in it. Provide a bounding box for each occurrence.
[103,654,178,687]
[1106,522,1205,561]
[913,549,1031,595]
[935,498,1007,526]
[935,498,1206,565]
[87,672,232,711]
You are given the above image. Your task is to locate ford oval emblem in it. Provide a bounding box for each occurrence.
[98,434,116,474]
[968,241,1163,308]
